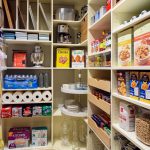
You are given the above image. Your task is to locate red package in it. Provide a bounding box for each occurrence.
[1,106,12,118]
[13,51,27,67]
[106,0,111,11]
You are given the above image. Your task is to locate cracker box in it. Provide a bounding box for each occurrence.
[130,71,139,100]
[139,72,150,104]
[118,28,132,66]
[117,71,130,96]
[72,50,85,68]
[56,48,70,68]
[134,19,150,66]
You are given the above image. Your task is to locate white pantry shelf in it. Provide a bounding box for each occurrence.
[61,87,88,95]
[4,39,52,45]
[88,49,111,56]
[53,39,88,47]
[2,87,52,91]
[2,101,52,105]
[88,67,111,70]
[112,93,150,110]
[112,123,150,150]
[53,67,88,70]
[61,106,87,118]
[53,140,86,150]
[4,142,53,150]
[112,0,150,13]
[112,11,150,34]
[112,66,150,70]
[2,28,52,33]
[6,67,51,70]
[89,10,111,31]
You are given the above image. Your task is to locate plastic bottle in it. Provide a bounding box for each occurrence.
[38,73,44,88]
[44,72,49,88]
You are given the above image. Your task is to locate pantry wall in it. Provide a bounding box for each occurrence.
[0,0,150,150]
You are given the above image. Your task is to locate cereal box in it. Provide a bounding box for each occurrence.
[56,48,70,68]
[130,71,139,100]
[134,19,150,66]
[117,71,130,96]
[139,72,150,104]
[118,28,132,66]
[72,50,85,68]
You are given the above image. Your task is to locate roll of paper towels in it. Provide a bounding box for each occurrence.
[13,91,23,103]
[23,91,33,102]
[2,92,13,103]
[33,91,42,102]
[42,91,52,102]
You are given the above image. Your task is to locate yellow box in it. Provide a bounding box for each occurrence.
[56,48,70,68]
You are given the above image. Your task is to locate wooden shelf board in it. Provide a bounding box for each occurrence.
[112,11,150,34]
[88,49,111,56]
[112,123,150,150]
[88,93,111,115]
[88,67,111,70]
[89,10,111,31]
[4,142,53,150]
[2,116,51,120]
[112,92,150,110]
[2,28,52,33]
[4,39,52,45]
[88,118,111,150]
[53,67,88,70]
[3,87,52,91]
[88,77,111,93]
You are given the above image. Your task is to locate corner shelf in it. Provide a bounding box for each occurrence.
[89,10,111,31]
[61,87,88,95]
[112,123,150,150]
[88,48,111,57]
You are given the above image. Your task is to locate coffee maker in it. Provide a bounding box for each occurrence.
[57,24,71,44]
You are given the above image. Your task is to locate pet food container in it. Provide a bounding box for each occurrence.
[56,8,75,21]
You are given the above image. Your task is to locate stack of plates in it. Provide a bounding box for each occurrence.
[66,105,79,112]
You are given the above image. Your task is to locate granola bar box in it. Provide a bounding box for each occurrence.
[118,28,132,66]
[139,72,150,104]
[134,19,150,66]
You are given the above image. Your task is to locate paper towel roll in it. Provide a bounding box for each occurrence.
[23,91,33,102]
[42,91,52,102]
[32,91,42,102]
[13,91,23,103]
[2,92,13,103]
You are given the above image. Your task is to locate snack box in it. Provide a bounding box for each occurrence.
[117,71,130,96]
[118,28,133,66]
[72,50,85,68]
[139,72,150,104]
[130,71,139,100]
[134,19,150,66]
[56,48,70,68]
[8,127,30,149]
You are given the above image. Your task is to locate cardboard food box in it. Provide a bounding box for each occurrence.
[118,28,132,66]
[117,71,130,96]
[130,71,139,100]
[134,19,150,66]
[72,50,85,68]
[56,48,70,68]
[139,72,150,104]
[119,101,135,132]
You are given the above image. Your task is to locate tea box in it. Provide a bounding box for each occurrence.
[118,28,132,66]
[139,72,150,104]
[72,50,85,68]
[56,48,70,68]
[130,71,139,100]
[134,19,150,66]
